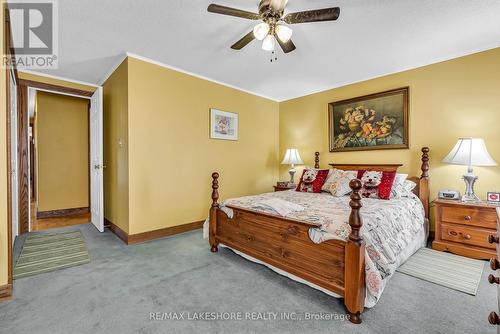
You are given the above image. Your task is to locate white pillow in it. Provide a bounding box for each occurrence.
[401,180,417,197]
[321,169,343,192]
[329,170,357,197]
[390,173,408,199]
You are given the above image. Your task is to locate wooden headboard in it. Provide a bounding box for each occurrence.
[314,147,430,219]
[329,164,402,172]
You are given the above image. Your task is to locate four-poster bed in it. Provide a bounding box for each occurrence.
[208,147,430,324]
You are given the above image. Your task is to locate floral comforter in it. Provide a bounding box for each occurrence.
[215,190,426,307]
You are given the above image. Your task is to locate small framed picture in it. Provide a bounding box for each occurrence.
[210,109,238,141]
[487,192,500,203]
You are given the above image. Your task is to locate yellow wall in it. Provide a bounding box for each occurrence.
[35,91,89,212]
[18,71,96,93]
[0,1,9,287]
[279,48,500,217]
[103,60,129,233]
[126,57,279,234]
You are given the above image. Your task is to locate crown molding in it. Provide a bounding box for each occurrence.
[98,53,128,85]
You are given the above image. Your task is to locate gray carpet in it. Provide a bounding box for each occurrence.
[0,224,496,334]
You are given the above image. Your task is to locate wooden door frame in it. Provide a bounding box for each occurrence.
[17,84,28,234]
[19,86,94,228]
[29,118,35,202]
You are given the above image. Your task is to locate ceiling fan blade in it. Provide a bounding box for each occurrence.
[207,4,260,20]
[231,31,256,50]
[276,36,296,54]
[283,7,340,24]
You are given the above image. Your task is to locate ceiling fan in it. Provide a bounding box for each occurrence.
[207,0,340,54]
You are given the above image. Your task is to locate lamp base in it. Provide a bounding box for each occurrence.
[461,168,480,203]
[462,193,480,202]
[288,168,296,186]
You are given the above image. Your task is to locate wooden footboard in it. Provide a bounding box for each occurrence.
[209,173,365,323]
[216,206,347,294]
[208,147,430,325]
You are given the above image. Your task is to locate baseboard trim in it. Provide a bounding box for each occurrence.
[106,219,203,245]
[0,284,13,301]
[128,221,204,245]
[106,219,129,244]
[37,207,90,219]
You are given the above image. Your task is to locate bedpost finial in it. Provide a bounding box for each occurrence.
[421,147,429,179]
[211,172,219,207]
[349,179,362,193]
[314,152,320,169]
[348,179,363,242]
[349,179,362,210]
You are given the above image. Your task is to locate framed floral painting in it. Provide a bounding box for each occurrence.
[210,108,238,141]
[328,87,409,152]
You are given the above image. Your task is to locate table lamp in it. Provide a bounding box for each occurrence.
[442,138,497,202]
[281,148,303,186]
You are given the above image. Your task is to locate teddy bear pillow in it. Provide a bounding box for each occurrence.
[357,170,396,200]
[296,169,330,193]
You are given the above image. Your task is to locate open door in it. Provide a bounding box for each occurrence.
[90,87,104,232]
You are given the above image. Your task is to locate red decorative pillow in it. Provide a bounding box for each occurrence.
[357,170,396,200]
[296,169,330,193]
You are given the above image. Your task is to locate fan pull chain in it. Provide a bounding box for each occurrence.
[270,51,278,63]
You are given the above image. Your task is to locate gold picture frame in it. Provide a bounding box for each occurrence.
[328,87,409,152]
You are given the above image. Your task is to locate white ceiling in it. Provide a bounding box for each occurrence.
[21,0,500,101]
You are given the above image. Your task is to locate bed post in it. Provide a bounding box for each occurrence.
[345,179,365,324]
[314,152,320,169]
[419,147,430,219]
[210,172,220,253]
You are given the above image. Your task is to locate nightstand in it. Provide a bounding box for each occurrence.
[274,185,295,192]
[432,199,498,260]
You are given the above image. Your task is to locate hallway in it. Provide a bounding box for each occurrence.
[30,201,90,232]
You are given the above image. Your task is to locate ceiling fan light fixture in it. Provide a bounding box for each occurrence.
[262,34,275,51]
[276,24,293,43]
[253,22,270,40]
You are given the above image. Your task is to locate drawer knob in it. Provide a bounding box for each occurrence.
[489,235,499,244]
[489,312,500,325]
[463,234,471,240]
[491,258,500,271]
[464,215,472,221]
[488,274,500,285]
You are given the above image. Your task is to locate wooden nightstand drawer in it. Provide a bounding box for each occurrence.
[441,223,495,250]
[441,206,497,229]
[432,199,498,260]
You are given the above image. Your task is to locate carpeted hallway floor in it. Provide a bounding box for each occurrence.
[0,224,496,334]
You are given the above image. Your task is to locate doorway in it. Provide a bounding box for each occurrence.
[29,90,91,231]
[12,81,104,237]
